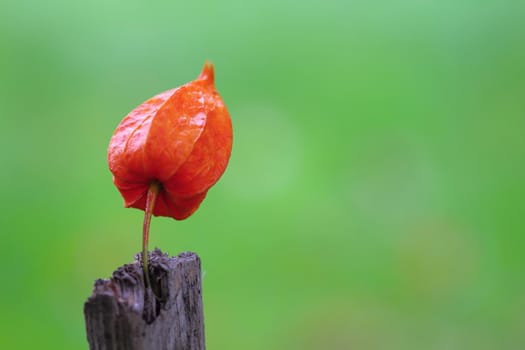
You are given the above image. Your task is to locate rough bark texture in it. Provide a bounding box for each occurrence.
[84,249,205,350]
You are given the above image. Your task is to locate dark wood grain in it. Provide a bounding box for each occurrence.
[84,249,205,350]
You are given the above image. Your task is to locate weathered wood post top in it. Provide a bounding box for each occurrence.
[84,249,205,350]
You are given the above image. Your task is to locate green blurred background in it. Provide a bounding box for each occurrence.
[2,0,525,349]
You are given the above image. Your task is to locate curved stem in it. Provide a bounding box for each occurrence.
[142,181,160,290]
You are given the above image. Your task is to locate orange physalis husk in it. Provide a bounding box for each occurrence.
[108,62,233,220]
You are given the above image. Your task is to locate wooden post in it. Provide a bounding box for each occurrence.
[84,249,205,350]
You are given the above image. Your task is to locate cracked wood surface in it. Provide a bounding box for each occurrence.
[84,249,205,350]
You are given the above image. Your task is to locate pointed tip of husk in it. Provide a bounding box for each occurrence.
[197,61,215,84]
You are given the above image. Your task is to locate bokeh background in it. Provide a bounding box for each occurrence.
[2,0,525,349]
